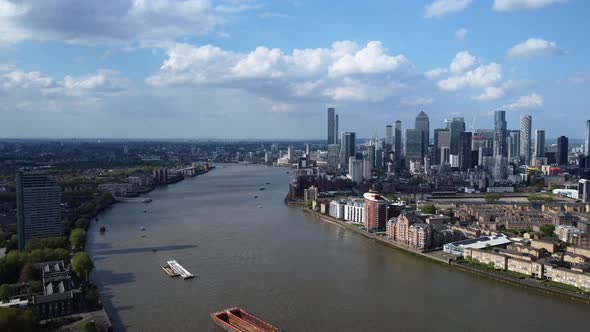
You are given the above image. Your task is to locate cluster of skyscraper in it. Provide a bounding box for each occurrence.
[326,107,590,183]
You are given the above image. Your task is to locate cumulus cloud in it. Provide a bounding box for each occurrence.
[0,0,260,46]
[493,0,566,12]
[424,0,472,18]
[502,93,544,110]
[148,40,414,102]
[449,51,477,74]
[1,70,52,89]
[430,51,501,93]
[400,97,434,107]
[455,28,468,40]
[472,86,505,101]
[507,38,565,59]
[438,63,502,91]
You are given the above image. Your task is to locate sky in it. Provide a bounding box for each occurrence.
[0,0,588,139]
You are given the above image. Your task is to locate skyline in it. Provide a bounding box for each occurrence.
[1,0,589,139]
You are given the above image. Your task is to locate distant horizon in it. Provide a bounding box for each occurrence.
[0,1,589,138]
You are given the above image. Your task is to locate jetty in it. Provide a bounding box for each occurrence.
[166,260,194,279]
[114,197,152,203]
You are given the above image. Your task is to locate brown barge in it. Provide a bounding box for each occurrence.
[211,307,280,332]
[162,264,179,277]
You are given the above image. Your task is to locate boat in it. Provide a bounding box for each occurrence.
[253,196,258,199]
[265,182,270,185]
[99,226,106,233]
[140,226,146,231]
[140,235,146,238]
[162,263,179,277]
[259,188,266,191]
[257,206,262,208]
[211,307,280,332]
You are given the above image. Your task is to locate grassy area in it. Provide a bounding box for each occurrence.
[543,280,590,296]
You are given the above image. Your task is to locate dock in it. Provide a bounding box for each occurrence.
[166,260,194,279]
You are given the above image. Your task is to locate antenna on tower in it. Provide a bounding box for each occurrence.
[470,114,477,133]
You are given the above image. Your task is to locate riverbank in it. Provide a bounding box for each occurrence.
[302,207,590,304]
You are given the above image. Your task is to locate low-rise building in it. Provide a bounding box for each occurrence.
[555,225,582,243]
[443,234,512,256]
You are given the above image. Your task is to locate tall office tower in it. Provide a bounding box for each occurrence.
[535,130,546,160]
[405,129,423,161]
[385,125,393,152]
[305,144,311,156]
[327,144,341,169]
[458,132,473,171]
[450,117,465,155]
[287,146,294,162]
[340,132,356,167]
[327,107,337,144]
[440,147,451,165]
[335,114,339,144]
[16,170,62,250]
[508,130,521,160]
[434,129,450,165]
[494,110,507,157]
[348,157,363,184]
[585,120,590,156]
[520,115,532,165]
[415,111,430,157]
[579,179,590,203]
[368,144,376,168]
[394,120,402,171]
[557,136,569,166]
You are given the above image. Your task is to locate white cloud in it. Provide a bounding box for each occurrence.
[1,70,52,89]
[400,97,434,107]
[424,68,448,79]
[328,41,409,77]
[455,28,468,40]
[567,72,590,84]
[493,0,566,12]
[148,40,413,103]
[270,103,295,113]
[438,63,502,91]
[424,0,472,18]
[450,51,477,74]
[473,86,505,101]
[502,93,544,110]
[0,0,261,46]
[507,38,564,59]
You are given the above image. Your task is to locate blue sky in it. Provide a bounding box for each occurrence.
[0,0,588,139]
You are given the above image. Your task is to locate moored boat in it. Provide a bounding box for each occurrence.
[211,307,279,332]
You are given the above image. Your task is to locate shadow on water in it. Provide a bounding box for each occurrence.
[93,244,198,256]
[91,270,137,332]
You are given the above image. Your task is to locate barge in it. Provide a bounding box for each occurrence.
[211,307,279,332]
[162,263,180,277]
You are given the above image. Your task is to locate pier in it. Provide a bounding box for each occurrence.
[167,260,194,279]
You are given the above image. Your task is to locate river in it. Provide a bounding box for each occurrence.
[87,164,589,331]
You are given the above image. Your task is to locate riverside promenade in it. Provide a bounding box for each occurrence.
[302,207,590,304]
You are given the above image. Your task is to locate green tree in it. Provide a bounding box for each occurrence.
[70,229,86,250]
[75,218,89,230]
[540,224,556,237]
[0,284,14,300]
[24,237,68,252]
[71,252,94,281]
[0,308,36,332]
[421,204,436,214]
[484,193,501,203]
[77,321,98,332]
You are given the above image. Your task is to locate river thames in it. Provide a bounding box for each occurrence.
[88,164,589,331]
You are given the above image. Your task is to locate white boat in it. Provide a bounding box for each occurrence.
[140,226,146,231]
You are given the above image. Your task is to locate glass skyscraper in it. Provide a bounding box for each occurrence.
[16,170,62,250]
